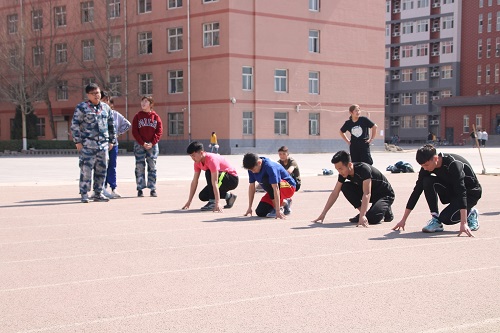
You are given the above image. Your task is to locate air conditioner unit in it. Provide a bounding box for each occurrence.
[392,55,400,60]
[431,71,440,77]
[390,121,400,126]
[391,98,400,103]
[430,120,440,125]
[432,3,441,8]
[431,27,440,32]
[392,75,400,80]
[393,8,401,13]
[392,32,400,37]
[431,51,440,56]
[432,96,440,100]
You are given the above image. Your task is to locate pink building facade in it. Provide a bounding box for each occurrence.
[0,0,385,154]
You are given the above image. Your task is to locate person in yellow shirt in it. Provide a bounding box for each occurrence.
[209,131,219,153]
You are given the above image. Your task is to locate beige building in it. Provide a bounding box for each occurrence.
[0,0,385,154]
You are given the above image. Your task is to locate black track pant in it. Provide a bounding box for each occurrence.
[422,176,480,225]
[341,182,394,224]
[199,170,239,201]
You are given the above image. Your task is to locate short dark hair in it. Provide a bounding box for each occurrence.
[416,144,436,164]
[243,153,259,169]
[85,83,100,94]
[331,150,351,165]
[278,146,288,153]
[101,90,109,98]
[186,141,204,154]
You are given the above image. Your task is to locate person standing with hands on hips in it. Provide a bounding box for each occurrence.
[340,104,377,165]
[132,96,163,197]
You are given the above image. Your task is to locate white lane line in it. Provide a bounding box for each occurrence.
[14,266,500,333]
[2,239,499,292]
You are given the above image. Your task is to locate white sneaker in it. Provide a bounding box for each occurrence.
[111,189,121,198]
[103,189,113,199]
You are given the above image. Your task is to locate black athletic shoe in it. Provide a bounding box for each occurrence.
[150,190,157,197]
[349,214,359,223]
[224,193,237,209]
[138,190,144,197]
[93,193,110,202]
[384,207,394,222]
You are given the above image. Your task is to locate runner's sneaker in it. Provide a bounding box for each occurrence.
[111,189,121,198]
[422,216,443,233]
[266,207,284,218]
[224,193,237,209]
[150,190,157,197]
[93,192,110,202]
[137,190,144,197]
[81,193,89,203]
[467,208,479,231]
[103,188,113,199]
[201,201,216,211]
[384,207,394,222]
[349,214,360,223]
[283,198,292,215]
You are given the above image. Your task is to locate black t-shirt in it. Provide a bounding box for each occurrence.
[406,153,482,210]
[340,116,375,145]
[338,162,394,201]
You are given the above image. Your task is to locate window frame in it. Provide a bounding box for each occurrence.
[309,30,320,53]
[168,27,183,52]
[7,14,18,34]
[309,113,320,136]
[138,31,153,55]
[55,43,68,64]
[168,0,183,9]
[274,112,288,135]
[274,69,288,93]
[32,9,43,31]
[139,73,153,95]
[108,0,121,19]
[168,112,184,136]
[242,111,254,135]
[81,1,94,23]
[242,66,253,91]
[309,71,319,94]
[54,6,67,28]
[138,0,152,14]
[203,22,220,47]
[56,80,69,101]
[168,70,184,94]
[82,39,95,61]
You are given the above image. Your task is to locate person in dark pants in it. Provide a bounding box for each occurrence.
[243,153,296,219]
[392,144,481,237]
[312,150,395,227]
[340,104,377,165]
[182,141,238,212]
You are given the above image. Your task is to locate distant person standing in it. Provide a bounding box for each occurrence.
[340,104,377,165]
[481,130,488,147]
[277,146,301,191]
[209,131,219,154]
[101,91,131,199]
[476,129,483,148]
[132,96,163,197]
[71,83,116,203]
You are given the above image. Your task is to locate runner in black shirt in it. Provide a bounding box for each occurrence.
[340,104,377,165]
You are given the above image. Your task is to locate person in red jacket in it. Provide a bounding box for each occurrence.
[132,96,163,197]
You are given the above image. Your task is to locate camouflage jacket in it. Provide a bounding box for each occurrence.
[71,101,116,150]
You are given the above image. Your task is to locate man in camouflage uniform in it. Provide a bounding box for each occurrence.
[71,83,116,203]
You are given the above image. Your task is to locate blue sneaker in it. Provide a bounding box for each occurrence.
[422,216,443,233]
[266,207,284,218]
[283,198,292,215]
[467,208,479,231]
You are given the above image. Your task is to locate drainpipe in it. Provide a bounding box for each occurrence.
[187,0,192,142]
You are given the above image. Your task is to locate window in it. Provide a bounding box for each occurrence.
[402,22,413,35]
[274,69,288,93]
[108,0,120,19]
[309,0,320,11]
[478,39,483,59]
[309,30,320,53]
[402,0,414,10]
[110,76,122,96]
[168,27,183,52]
[168,113,184,136]
[477,115,483,132]
[243,111,254,135]
[139,73,153,95]
[54,6,66,27]
[138,32,153,54]
[242,66,253,91]
[168,70,183,94]
[309,113,320,136]
[479,14,483,33]
[416,43,428,56]
[416,92,428,105]
[487,38,491,58]
[415,115,427,128]
[33,46,44,67]
[477,65,482,84]
[55,43,67,64]
[441,90,452,98]
[443,0,454,3]
[417,19,428,32]
[463,115,470,133]
[417,0,429,7]
[81,2,94,23]
[7,14,18,34]
[441,41,453,54]
[138,0,152,13]
[416,67,428,81]
[82,39,95,61]
[36,118,45,137]
[497,11,500,31]
[496,37,500,57]
[402,92,412,105]
[401,116,412,128]
[9,48,19,67]
[274,112,288,135]
[309,71,319,94]
[169,0,183,9]
[203,0,219,2]
[56,81,68,100]
[442,16,454,29]
[488,12,492,32]
[402,69,413,82]
[486,64,491,83]
[441,65,453,79]
[32,9,43,30]
[109,36,121,58]
[402,45,413,58]
[495,64,499,83]
[203,22,220,47]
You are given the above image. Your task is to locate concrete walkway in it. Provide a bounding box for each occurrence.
[1,146,499,332]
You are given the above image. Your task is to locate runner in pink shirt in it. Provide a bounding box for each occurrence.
[182,141,239,212]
